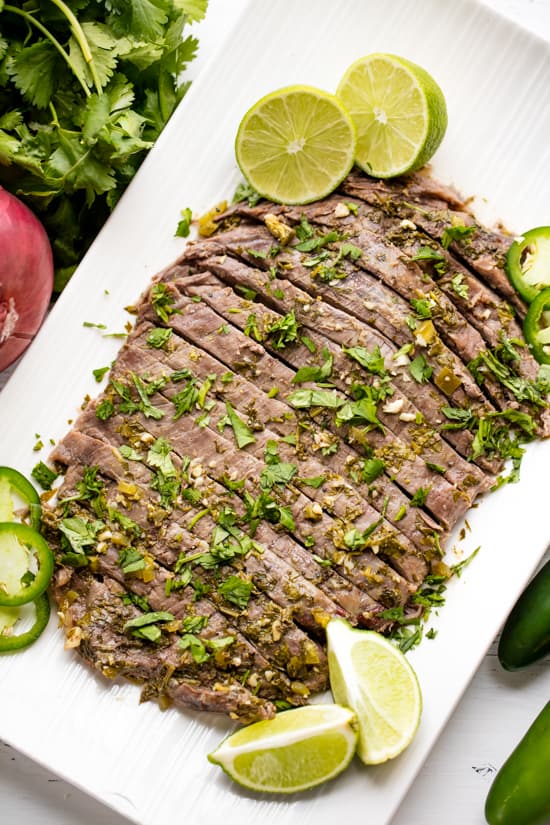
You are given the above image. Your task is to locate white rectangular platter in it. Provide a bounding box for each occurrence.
[1,1,550,824]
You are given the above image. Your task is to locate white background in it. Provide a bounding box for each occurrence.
[1,1,549,824]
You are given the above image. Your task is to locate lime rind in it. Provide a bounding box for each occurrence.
[326,618,422,765]
[336,53,447,179]
[208,704,358,794]
[235,85,357,205]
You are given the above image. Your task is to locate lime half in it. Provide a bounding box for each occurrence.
[336,53,447,178]
[208,703,357,793]
[235,85,357,204]
[327,618,422,764]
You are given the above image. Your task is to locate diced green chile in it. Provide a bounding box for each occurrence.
[0,592,50,652]
[523,287,550,365]
[0,522,54,607]
[506,227,550,303]
[485,701,550,825]
[498,559,550,671]
[0,466,41,530]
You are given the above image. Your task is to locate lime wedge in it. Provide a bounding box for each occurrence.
[327,618,422,764]
[208,704,357,793]
[336,53,447,178]
[235,85,357,204]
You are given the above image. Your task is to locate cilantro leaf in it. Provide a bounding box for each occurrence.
[224,402,256,449]
[409,355,433,384]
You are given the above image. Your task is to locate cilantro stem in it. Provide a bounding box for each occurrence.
[48,0,103,95]
[4,4,91,98]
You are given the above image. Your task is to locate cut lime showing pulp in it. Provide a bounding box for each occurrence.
[208,704,357,793]
[235,85,357,204]
[336,53,447,178]
[327,619,422,764]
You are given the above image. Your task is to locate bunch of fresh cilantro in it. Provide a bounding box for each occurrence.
[0,0,208,291]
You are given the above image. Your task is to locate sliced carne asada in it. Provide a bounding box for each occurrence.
[228,194,540,387]
[44,167,548,724]
[170,267,492,494]
[180,222,494,412]
[117,320,440,584]
[156,253,499,476]
[61,383,417,612]
[51,566,281,722]
[49,439,330,698]
[339,171,526,316]
[141,283,471,530]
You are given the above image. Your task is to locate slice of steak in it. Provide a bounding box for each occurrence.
[49,440,329,696]
[51,566,278,722]
[117,323,436,583]
[125,318,445,571]
[173,267,492,496]
[149,265,490,528]
[179,224,493,413]
[230,193,540,386]
[63,389,416,610]
[339,172,526,315]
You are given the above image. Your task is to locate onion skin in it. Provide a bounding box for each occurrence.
[0,186,54,372]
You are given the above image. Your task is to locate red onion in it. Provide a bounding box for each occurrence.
[0,187,54,372]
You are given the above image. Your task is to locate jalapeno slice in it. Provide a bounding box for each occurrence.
[0,466,41,531]
[506,226,550,304]
[0,592,50,652]
[0,522,54,607]
[523,287,550,365]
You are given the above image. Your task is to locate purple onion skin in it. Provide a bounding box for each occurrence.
[0,186,54,371]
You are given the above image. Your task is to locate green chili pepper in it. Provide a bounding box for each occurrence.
[523,287,550,365]
[0,592,50,652]
[0,522,54,607]
[506,226,550,303]
[0,466,41,530]
[485,701,550,825]
[498,560,550,670]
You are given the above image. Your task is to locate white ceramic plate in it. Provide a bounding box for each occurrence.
[1,1,550,823]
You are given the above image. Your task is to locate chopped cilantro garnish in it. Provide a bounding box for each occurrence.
[218,575,253,609]
[292,347,333,384]
[342,344,387,376]
[409,355,433,384]
[441,224,476,249]
[410,298,432,319]
[146,327,173,349]
[223,402,256,449]
[296,475,326,489]
[93,365,110,382]
[361,458,385,484]
[150,284,178,324]
[287,389,345,409]
[175,207,193,238]
[425,461,446,475]
[147,438,177,478]
[411,246,446,263]
[410,487,430,507]
[118,547,147,575]
[233,181,261,207]
[178,633,210,663]
[59,516,103,556]
[31,461,58,490]
[450,273,469,299]
[124,612,175,643]
[172,379,199,419]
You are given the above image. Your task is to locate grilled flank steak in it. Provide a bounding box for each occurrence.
[43,169,549,723]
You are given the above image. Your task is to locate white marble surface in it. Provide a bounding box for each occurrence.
[1,1,549,824]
